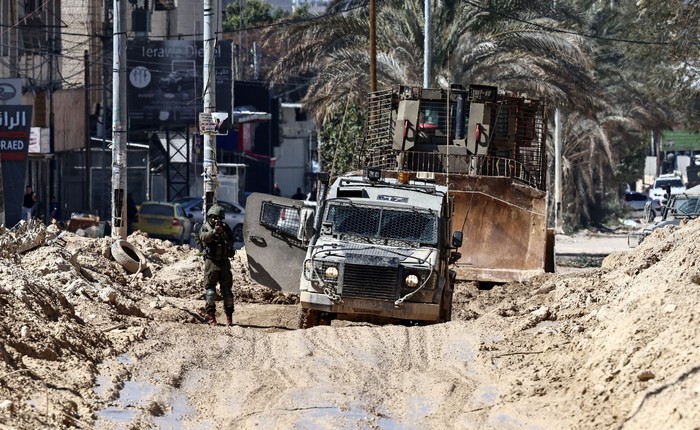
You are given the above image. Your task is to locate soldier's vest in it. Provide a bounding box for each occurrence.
[202,225,232,261]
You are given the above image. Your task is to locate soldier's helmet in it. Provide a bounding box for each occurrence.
[207,204,225,219]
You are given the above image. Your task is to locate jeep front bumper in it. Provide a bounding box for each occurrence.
[300,291,440,322]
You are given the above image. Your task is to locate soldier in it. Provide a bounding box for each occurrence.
[198,204,236,327]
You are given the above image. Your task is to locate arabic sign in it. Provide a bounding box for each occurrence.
[28,127,50,153]
[199,112,229,135]
[0,107,32,160]
[0,105,33,227]
[126,40,232,129]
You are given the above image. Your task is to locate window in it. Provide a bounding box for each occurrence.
[673,198,700,215]
[654,178,684,188]
[24,0,40,13]
[625,193,648,202]
[325,202,438,244]
[219,201,241,214]
[139,204,174,216]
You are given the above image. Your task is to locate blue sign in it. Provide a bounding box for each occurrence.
[0,105,33,227]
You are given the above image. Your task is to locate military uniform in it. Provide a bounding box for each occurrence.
[199,205,236,326]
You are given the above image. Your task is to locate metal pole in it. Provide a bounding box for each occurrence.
[111,0,128,239]
[203,0,218,218]
[253,41,258,80]
[238,0,242,79]
[554,108,562,233]
[84,50,91,212]
[49,39,55,205]
[369,0,376,92]
[423,0,431,88]
[101,0,110,219]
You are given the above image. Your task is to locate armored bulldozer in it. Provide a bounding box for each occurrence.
[359,84,554,283]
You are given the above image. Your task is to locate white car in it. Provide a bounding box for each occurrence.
[649,174,686,203]
[172,197,245,242]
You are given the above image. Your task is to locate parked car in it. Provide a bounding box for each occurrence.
[624,192,661,211]
[132,201,192,244]
[172,197,245,242]
[649,174,686,203]
[623,191,661,222]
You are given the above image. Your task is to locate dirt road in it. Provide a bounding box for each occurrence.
[1,226,698,429]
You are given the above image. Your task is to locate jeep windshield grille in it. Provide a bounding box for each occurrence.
[324,202,437,245]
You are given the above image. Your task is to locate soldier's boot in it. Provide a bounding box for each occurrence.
[225,312,233,327]
[207,311,217,327]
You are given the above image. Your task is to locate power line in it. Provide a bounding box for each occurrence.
[1,1,682,48]
[462,0,674,46]
[1,0,687,89]
[0,0,54,37]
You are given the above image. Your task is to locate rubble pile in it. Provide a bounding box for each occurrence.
[0,218,698,428]
[0,230,293,428]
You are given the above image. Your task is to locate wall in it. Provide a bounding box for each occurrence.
[54,90,87,152]
[274,103,315,197]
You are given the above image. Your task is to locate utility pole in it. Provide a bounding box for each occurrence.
[49,38,55,205]
[203,0,218,218]
[84,50,91,212]
[554,108,563,233]
[112,0,128,239]
[369,0,376,92]
[423,0,431,88]
[100,0,111,219]
[552,1,562,233]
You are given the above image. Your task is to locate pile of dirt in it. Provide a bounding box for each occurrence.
[0,229,294,428]
[0,218,698,429]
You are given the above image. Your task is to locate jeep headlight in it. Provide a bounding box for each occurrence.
[325,266,339,279]
[405,274,420,288]
[402,270,436,290]
[303,259,314,280]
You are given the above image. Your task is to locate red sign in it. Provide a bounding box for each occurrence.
[0,110,31,161]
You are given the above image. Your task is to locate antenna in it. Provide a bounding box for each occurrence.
[445,53,451,193]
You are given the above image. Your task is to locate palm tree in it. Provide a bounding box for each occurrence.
[263,0,601,123]
[262,0,681,228]
[552,1,677,228]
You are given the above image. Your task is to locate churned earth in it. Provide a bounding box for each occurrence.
[0,220,698,429]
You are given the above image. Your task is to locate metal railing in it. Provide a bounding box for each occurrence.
[362,148,544,190]
[357,86,548,191]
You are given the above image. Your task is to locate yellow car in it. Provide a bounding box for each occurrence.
[133,201,193,244]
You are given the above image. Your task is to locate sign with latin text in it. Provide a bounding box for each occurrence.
[0,105,33,227]
[0,78,22,105]
[126,40,232,130]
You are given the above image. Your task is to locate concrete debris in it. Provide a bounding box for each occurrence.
[0,220,63,260]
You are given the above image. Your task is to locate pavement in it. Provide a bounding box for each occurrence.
[555,233,630,255]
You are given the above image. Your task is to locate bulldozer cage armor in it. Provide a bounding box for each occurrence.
[357,85,548,191]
